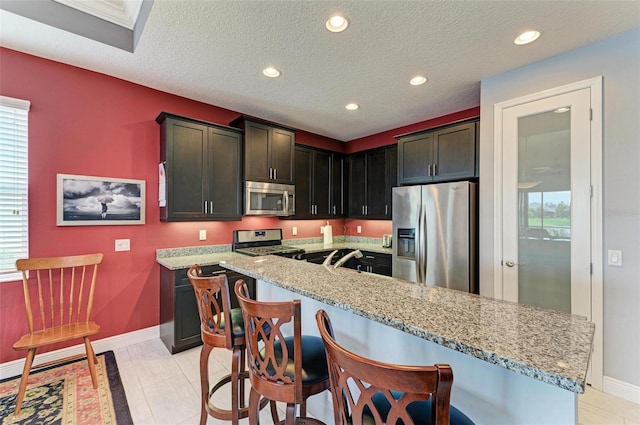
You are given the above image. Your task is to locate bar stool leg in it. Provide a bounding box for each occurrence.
[199,344,214,425]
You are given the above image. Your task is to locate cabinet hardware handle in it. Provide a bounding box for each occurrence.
[269,168,272,179]
[274,168,277,180]
[333,205,336,215]
[210,201,213,214]
[427,164,432,176]
[204,201,207,214]
[433,163,437,175]
[362,205,365,215]
[365,205,368,215]
[385,205,388,215]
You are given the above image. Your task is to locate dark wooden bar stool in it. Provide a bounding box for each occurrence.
[187,265,270,425]
[234,280,330,425]
[316,309,475,425]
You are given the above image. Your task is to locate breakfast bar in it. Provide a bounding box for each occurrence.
[220,255,595,425]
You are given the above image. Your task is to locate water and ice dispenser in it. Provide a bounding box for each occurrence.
[396,228,415,259]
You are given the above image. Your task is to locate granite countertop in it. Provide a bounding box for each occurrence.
[156,236,391,270]
[219,255,595,394]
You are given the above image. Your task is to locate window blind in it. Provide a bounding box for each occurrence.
[0,96,30,282]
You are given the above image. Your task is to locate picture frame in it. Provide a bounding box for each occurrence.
[56,174,145,226]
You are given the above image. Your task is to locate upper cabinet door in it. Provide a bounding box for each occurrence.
[244,121,271,182]
[294,146,313,218]
[207,127,242,218]
[313,150,332,216]
[347,152,367,218]
[270,127,295,184]
[164,119,207,220]
[432,121,477,182]
[398,132,433,185]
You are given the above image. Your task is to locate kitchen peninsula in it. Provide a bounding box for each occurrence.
[220,255,595,425]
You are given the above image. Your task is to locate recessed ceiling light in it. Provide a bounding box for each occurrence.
[410,76,428,86]
[326,15,349,32]
[514,30,541,45]
[262,67,281,78]
[345,103,359,111]
[554,107,570,113]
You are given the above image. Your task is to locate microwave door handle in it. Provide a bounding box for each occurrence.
[284,191,290,215]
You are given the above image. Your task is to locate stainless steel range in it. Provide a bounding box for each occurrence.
[232,229,304,257]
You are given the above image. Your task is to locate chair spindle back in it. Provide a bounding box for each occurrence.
[16,253,103,335]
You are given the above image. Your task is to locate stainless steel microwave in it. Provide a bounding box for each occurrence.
[244,181,295,216]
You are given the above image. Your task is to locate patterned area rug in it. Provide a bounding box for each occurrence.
[0,351,132,425]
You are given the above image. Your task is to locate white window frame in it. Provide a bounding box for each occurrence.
[0,95,30,282]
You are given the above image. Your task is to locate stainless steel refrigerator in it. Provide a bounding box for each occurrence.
[392,181,477,293]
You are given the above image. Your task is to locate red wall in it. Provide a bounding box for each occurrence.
[0,48,476,363]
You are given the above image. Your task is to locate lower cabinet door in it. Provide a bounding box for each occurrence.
[174,284,202,352]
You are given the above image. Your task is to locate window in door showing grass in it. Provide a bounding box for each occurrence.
[521,190,571,239]
[0,96,30,282]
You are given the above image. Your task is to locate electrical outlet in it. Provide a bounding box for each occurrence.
[199,229,206,241]
[320,226,324,234]
[357,225,362,234]
[115,239,130,252]
[292,227,297,236]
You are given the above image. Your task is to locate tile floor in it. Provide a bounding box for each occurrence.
[114,338,640,425]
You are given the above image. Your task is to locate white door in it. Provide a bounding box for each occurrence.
[502,88,591,319]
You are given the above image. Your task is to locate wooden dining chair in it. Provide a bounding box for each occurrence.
[187,265,272,425]
[13,253,104,415]
[316,309,475,425]
[234,280,330,425]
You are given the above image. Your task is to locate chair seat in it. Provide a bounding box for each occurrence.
[365,391,475,425]
[263,335,328,384]
[13,322,100,350]
[211,308,245,338]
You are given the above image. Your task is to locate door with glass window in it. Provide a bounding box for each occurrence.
[502,88,591,319]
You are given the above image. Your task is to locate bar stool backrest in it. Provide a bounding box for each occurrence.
[316,309,453,425]
[235,280,303,405]
[187,265,236,349]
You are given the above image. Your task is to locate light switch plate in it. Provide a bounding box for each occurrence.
[357,225,362,234]
[607,249,622,266]
[320,226,324,234]
[199,229,206,241]
[292,227,297,236]
[115,239,130,252]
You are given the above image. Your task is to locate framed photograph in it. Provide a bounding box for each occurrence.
[57,174,145,226]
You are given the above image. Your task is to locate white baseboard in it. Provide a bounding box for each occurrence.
[603,375,640,404]
[0,326,159,380]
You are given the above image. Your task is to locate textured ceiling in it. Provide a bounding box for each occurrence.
[1,1,639,141]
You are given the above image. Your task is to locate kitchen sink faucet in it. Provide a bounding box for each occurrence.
[333,250,363,269]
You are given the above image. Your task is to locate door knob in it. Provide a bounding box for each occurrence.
[505,260,524,267]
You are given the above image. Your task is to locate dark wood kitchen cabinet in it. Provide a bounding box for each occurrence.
[157,112,243,221]
[342,251,392,276]
[160,264,256,354]
[397,119,478,185]
[347,145,397,219]
[294,145,345,218]
[230,116,295,184]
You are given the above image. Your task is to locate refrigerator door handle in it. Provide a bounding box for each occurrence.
[421,202,427,285]
[416,204,424,284]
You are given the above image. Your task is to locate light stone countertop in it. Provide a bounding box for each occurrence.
[155,237,391,270]
[219,254,595,394]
